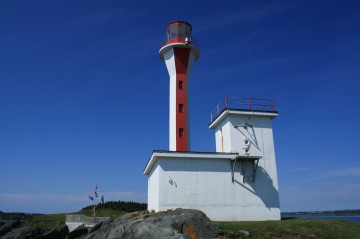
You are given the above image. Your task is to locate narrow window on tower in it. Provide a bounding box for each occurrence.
[179,104,184,113]
[179,128,184,138]
[178,80,183,90]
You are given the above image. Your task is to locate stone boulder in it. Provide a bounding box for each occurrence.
[89,221,104,233]
[0,225,43,239]
[33,222,69,239]
[0,221,67,239]
[0,220,21,237]
[68,225,88,239]
[82,208,222,239]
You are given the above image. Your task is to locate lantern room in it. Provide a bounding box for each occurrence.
[166,21,192,44]
[159,20,200,61]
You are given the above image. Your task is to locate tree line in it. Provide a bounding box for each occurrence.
[82,200,147,212]
[0,211,42,220]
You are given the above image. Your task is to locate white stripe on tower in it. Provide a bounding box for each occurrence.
[163,49,177,151]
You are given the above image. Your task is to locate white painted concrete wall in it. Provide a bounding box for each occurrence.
[212,111,279,205]
[212,111,277,156]
[147,161,160,211]
[147,155,280,221]
[163,49,177,151]
[211,111,280,218]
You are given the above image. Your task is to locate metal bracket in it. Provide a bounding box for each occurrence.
[231,157,237,183]
[231,156,260,183]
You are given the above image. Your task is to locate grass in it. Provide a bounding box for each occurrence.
[215,218,360,239]
[26,213,68,229]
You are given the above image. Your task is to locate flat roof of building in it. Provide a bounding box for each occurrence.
[144,150,260,175]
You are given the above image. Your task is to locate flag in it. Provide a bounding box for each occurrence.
[94,185,98,197]
[101,195,104,204]
[88,194,94,201]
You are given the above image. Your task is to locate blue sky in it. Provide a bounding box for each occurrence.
[1,0,359,214]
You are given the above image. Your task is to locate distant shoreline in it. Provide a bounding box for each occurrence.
[282,209,360,217]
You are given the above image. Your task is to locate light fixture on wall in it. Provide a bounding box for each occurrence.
[242,138,251,156]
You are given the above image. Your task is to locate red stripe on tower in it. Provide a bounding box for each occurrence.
[174,47,190,151]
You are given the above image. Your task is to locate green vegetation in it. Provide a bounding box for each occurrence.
[0,211,41,220]
[78,207,125,218]
[215,218,360,239]
[27,213,68,229]
[82,200,147,213]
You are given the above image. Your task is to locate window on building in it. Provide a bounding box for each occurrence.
[179,128,184,138]
[178,81,183,89]
[185,24,191,38]
[170,24,177,39]
[178,23,185,38]
[179,104,184,112]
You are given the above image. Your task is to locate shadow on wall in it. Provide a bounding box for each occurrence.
[233,165,280,209]
[160,158,232,172]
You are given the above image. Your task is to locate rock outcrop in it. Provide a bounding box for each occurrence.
[82,208,221,239]
[0,224,44,239]
[0,220,21,237]
[34,223,69,239]
[0,209,223,239]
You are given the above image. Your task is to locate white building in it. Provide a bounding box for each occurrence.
[144,21,281,221]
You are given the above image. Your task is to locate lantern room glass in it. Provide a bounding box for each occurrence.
[167,22,192,41]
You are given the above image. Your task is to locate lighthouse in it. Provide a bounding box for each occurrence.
[159,21,200,151]
[145,21,281,221]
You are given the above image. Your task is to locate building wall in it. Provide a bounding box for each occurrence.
[147,161,160,211]
[215,112,279,217]
[148,157,280,221]
[228,114,275,157]
[146,111,280,221]
[214,113,275,155]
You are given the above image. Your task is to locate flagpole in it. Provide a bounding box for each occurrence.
[93,201,96,216]
[88,185,98,217]
[93,184,98,216]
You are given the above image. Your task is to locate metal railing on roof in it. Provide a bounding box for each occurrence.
[210,96,275,122]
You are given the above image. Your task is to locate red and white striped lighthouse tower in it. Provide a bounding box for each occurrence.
[159,21,200,152]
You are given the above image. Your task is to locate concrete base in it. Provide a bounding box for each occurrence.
[65,214,110,232]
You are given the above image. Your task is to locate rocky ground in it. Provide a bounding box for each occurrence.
[0,208,224,239]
